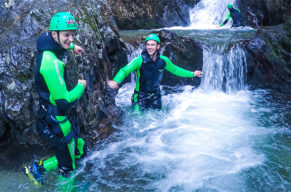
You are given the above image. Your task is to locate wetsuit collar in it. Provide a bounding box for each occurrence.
[228,7,236,12]
[37,32,66,54]
[141,49,160,64]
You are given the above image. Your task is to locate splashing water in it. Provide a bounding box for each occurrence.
[76,27,290,191]
[1,86,289,191]
[79,85,289,191]
[1,3,289,191]
[201,43,247,93]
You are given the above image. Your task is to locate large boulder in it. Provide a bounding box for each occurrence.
[0,0,128,148]
[237,0,291,27]
[243,20,291,92]
[157,30,203,87]
[108,0,200,29]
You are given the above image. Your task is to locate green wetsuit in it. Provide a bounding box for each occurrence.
[113,49,193,110]
[35,32,86,184]
[221,8,244,27]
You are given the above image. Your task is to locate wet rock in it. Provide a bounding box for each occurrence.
[108,0,201,29]
[237,0,291,27]
[0,0,127,148]
[243,20,291,92]
[157,30,203,87]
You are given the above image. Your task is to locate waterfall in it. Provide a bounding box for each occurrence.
[125,42,142,62]
[124,42,143,84]
[182,0,250,93]
[200,43,247,93]
[189,0,235,28]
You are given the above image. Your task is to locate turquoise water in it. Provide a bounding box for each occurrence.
[0,28,289,192]
[3,88,289,192]
[2,87,289,192]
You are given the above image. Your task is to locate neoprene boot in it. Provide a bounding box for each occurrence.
[23,161,45,186]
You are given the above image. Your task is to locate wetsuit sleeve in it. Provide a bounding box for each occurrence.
[113,56,142,84]
[221,12,231,26]
[161,55,194,78]
[40,51,84,108]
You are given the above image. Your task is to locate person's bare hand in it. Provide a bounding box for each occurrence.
[78,79,87,88]
[74,45,85,55]
[194,70,203,78]
[107,80,119,89]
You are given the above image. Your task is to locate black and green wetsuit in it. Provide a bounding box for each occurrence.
[113,49,194,110]
[35,32,86,181]
[221,7,244,27]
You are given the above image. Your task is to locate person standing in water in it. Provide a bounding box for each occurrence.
[24,12,87,191]
[107,33,202,111]
[221,4,244,27]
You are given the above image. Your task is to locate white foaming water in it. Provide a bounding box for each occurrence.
[189,0,234,29]
[125,42,142,61]
[83,19,267,190]
[80,21,290,190]
[153,88,265,191]
[1,3,289,191]
[201,44,247,93]
[85,86,267,191]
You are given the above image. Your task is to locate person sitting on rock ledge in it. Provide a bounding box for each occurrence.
[220,4,244,27]
[24,12,87,191]
[107,33,202,112]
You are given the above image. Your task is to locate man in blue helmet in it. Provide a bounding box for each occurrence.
[107,33,203,111]
[221,4,244,27]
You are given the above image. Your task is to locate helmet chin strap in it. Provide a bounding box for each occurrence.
[57,31,60,44]
[56,31,65,49]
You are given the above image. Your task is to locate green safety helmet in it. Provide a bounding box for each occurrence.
[49,12,77,31]
[227,4,233,9]
[145,33,160,44]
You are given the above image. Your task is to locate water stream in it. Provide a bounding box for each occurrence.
[82,6,290,189]
[189,0,233,28]
[0,0,290,191]
[75,28,289,191]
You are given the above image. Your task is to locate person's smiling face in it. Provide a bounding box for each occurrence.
[58,30,75,49]
[52,30,75,49]
[146,40,160,57]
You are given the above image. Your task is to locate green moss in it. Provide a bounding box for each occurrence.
[141,21,159,29]
[268,46,279,59]
[16,74,31,82]
[78,10,102,39]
